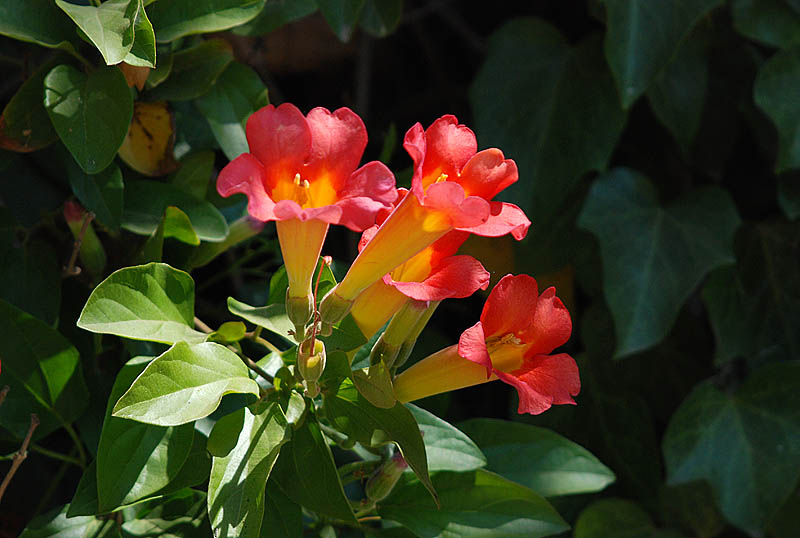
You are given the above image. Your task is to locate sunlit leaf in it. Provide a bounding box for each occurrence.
[55,0,138,65]
[149,0,267,42]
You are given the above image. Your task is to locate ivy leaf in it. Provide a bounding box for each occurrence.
[148,0,267,42]
[78,262,207,344]
[458,418,614,497]
[470,18,625,222]
[207,403,289,538]
[379,470,569,538]
[195,61,269,161]
[577,168,740,357]
[663,361,800,534]
[55,0,138,66]
[44,64,133,174]
[601,0,723,107]
[754,46,800,173]
[112,342,260,426]
[270,414,356,522]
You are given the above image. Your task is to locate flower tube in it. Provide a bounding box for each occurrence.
[393,274,580,415]
[319,115,530,328]
[216,103,396,337]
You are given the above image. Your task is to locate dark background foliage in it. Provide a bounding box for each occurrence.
[1,0,799,537]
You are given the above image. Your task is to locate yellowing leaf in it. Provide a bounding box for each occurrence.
[118,101,177,176]
[119,62,150,90]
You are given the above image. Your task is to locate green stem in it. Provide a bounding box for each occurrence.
[30,444,84,468]
[63,423,88,467]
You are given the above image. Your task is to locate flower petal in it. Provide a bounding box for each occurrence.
[304,107,367,189]
[387,254,489,301]
[424,181,489,228]
[496,353,580,415]
[216,153,276,221]
[403,122,427,202]
[457,201,530,240]
[480,274,539,339]
[458,321,492,373]
[458,148,518,200]
[421,115,477,184]
[521,287,573,356]
[245,104,310,187]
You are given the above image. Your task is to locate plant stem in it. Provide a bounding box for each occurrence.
[63,423,88,468]
[252,335,281,354]
[30,444,84,468]
[64,211,94,277]
[0,414,40,503]
[194,316,213,334]
[239,354,273,383]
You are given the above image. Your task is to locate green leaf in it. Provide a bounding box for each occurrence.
[379,470,569,538]
[732,0,800,49]
[0,58,60,152]
[663,361,800,534]
[0,0,77,52]
[121,489,208,537]
[574,498,656,538]
[207,403,289,538]
[44,64,133,174]
[359,0,402,37]
[68,162,124,232]
[161,206,200,245]
[123,2,157,67]
[646,30,709,154]
[170,150,214,199]
[470,19,625,222]
[122,180,228,242]
[113,341,261,426]
[353,361,395,408]
[321,313,367,353]
[660,482,726,538]
[78,262,207,344]
[577,168,740,357]
[602,0,723,107]
[55,0,138,65]
[271,414,356,522]
[262,481,302,538]
[233,0,317,36]
[145,38,234,101]
[458,418,614,497]
[406,404,486,473]
[195,62,269,161]
[20,505,117,538]
[149,0,266,42]
[317,0,365,41]
[96,356,195,512]
[324,378,436,503]
[779,177,800,220]
[754,46,800,172]
[0,299,88,439]
[67,461,100,517]
[702,221,800,365]
[227,297,294,342]
[209,321,247,344]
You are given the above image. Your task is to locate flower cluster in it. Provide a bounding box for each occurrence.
[217,103,579,414]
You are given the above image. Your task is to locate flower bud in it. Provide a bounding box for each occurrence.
[298,338,326,397]
[285,290,313,341]
[365,452,408,503]
[318,285,353,335]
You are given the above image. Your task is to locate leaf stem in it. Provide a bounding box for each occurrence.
[238,354,274,383]
[63,211,94,277]
[63,423,88,468]
[30,443,84,468]
[194,316,214,334]
[0,413,40,503]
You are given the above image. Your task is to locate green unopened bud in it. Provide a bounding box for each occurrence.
[365,453,408,503]
[285,290,313,341]
[298,339,326,397]
[318,285,353,335]
[64,200,106,277]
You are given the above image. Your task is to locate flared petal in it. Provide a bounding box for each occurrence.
[521,287,573,356]
[480,274,540,339]
[424,181,489,228]
[458,148,518,200]
[457,321,492,372]
[245,104,310,188]
[495,353,580,414]
[403,122,427,202]
[457,201,530,240]
[216,153,276,221]
[387,254,489,301]
[304,107,368,190]
[421,115,477,185]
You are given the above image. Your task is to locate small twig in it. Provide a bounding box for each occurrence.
[194,316,214,334]
[64,211,94,277]
[0,385,9,408]
[0,413,40,504]
[238,354,273,383]
[357,515,381,523]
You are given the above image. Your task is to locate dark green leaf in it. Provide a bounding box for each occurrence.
[124,2,156,67]
[317,0,365,41]
[195,61,269,160]
[55,0,138,65]
[122,180,228,242]
[170,150,214,199]
[68,163,124,232]
[0,58,59,152]
[113,342,261,426]
[324,378,436,503]
[149,0,266,42]
[732,0,800,49]
[145,38,233,101]
[470,19,625,222]
[96,356,195,512]
[359,0,402,38]
[261,481,302,538]
[121,489,208,537]
[754,46,800,172]
[227,297,295,342]
[574,498,655,538]
[779,176,800,219]
[67,461,100,517]
[702,221,800,365]
[0,299,88,439]
[379,470,569,538]
[602,0,723,107]
[321,313,367,353]
[271,415,356,522]
[459,418,614,497]
[44,64,133,174]
[577,168,740,357]
[78,262,207,344]
[407,404,486,473]
[0,0,77,52]
[352,361,395,408]
[233,0,317,36]
[207,404,289,537]
[19,505,117,538]
[663,361,800,534]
